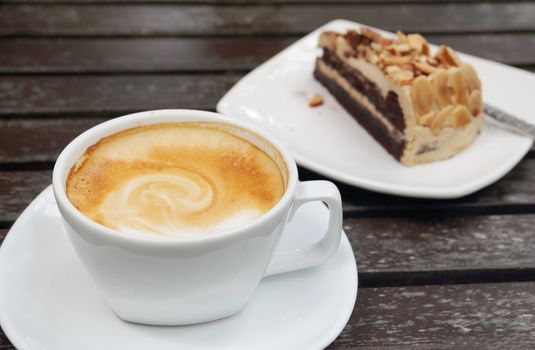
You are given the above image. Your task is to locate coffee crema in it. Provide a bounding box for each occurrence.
[66,122,286,237]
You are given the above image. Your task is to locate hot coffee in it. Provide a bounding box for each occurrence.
[66,122,286,237]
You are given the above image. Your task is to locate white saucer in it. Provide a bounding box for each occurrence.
[0,186,357,350]
[217,19,534,199]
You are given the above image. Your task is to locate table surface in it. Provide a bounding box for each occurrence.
[1,0,535,348]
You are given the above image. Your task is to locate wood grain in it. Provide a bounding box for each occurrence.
[0,171,51,223]
[4,156,535,221]
[3,170,535,280]
[0,118,106,162]
[1,0,518,3]
[331,282,535,349]
[0,229,6,246]
[0,37,295,73]
[1,3,534,37]
[346,215,535,272]
[1,34,534,74]
[3,118,535,164]
[0,326,15,350]
[0,74,240,116]
[1,282,534,349]
[299,158,535,216]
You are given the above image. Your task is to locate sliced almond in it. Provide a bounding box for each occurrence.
[391,70,414,85]
[422,43,430,56]
[467,90,483,117]
[382,55,410,66]
[444,46,462,66]
[419,112,435,127]
[407,34,427,53]
[412,76,434,116]
[448,68,468,105]
[318,31,337,50]
[460,63,481,91]
[308,94,324,107]
[430,69,451,108]
[382,38,394,45]
[435,45,461,67]
[370,42,384,53]
[426,56,438,66]
[365,47,380,64]
[361,27,383,42]
[396,31,408,43]
[414,61,437,75]
[385,65,401,74]
[393,43,411,54]
[452,105,472,128]
[430,105,454,134]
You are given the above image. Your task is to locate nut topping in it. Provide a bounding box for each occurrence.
[435,45,461,67]
[431,105,454,134]
[412,76,434,116]
[392,43,411,54]
[361,27,385,43]
[448,68,468,105]
[317,27,484,132]
[419,112,435,127]
[407,34,428,53]
[460,63,481,91]
[309,94,324,107]
[414,61,437,74]
[385,65,401,74]
[396,31,408,43]
[467,90,483,116]
[452,105,472,128]
[430,69,451,108]
[391,70,414,85]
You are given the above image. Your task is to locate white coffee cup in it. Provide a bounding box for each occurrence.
[52,109,343,325]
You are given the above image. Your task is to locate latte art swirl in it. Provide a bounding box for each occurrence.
[66,122,286,237]
[102,172,214,235]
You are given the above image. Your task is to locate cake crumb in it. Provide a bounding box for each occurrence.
[309,94,324,107]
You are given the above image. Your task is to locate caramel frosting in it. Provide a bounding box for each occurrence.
[66,122,286,237]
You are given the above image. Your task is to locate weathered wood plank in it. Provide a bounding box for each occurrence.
[0,38,295,73]
[3,156,535,222]
[3,166,535,275]
[0,118,106,162]
[1,282,534,349]
[0,75,240,116]
[1,0,519,3]
[330,282,535,349]
[1,3,534,37]
[2,162,535,269]
[1,118,534,164]
[0,171,51,223]
[346,215,535,273]
[2,169,535,275]
[1,34,534,74]
[0,229,6,246]
[0,325,15,349]
[299,158,535,215]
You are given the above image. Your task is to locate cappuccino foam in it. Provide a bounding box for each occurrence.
[66,122,286,237]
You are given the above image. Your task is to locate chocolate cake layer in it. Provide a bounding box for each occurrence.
[314,60,406,160]
[321,49,405,132]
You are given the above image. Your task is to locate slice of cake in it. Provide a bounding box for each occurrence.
[314,28,483,166]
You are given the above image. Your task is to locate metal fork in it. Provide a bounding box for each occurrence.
[484,103,535,140]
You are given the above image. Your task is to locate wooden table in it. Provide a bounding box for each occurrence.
[1,0,535,348]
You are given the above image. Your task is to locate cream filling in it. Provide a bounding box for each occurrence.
[317,53,483,165]
[402,115,484,165]
[333,38,417,129]
[317,59,403,141]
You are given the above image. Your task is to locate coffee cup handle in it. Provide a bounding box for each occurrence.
[264,180,343,276]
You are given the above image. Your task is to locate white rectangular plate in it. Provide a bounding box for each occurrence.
[217,19,534,198]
